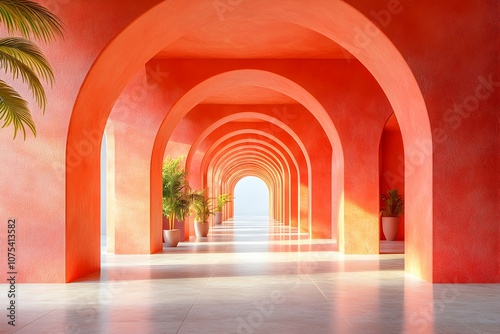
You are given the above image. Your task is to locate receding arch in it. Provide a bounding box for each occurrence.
[151,70,336,246]
[186,118,311,224]
[66,0,431,282]
[188,129,301,229]
[184,119,308,227]
[186,112,307,179]
[211,147,285,223]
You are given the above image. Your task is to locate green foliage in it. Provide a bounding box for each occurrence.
[0,0,63,139]
[162,156,192,230]
[380,189,404,217]
[0,80,32,136]
[0,0,63,42]
[190,189,214,223]
[215,193,234,212]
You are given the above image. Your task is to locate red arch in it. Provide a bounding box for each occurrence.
[209,146,286,223]
[66,0,430,281]
[151,70,335,246]
[185,120,307,229]
[188,129,301,229]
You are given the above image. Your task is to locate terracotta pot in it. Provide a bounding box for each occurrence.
[163,229,180,247]
[214,212,222,225]
[194,220,210,237]
[382,217,400,241]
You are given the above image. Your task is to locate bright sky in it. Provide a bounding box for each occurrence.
[234,176,269,217]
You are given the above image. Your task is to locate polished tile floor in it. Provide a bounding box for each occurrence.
[1,217,499,334]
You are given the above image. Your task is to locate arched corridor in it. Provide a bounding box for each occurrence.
[66,0,436,282]
[0,0,493,284]
[0,1,498,332]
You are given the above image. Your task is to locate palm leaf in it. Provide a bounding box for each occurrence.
[0,37,54,82]
[162,156,192,229]
[0,0,63,43]
[216,193,234,212]
[0,1,62,139]
[191,189,213,222]
[380,189,404,217]
[0,79,35,139]
[0,37,53,110]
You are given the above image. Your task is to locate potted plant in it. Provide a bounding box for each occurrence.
[380,189,404,241]
[213,193,234,225]
[190,189,214,237]
[162,156,192,247]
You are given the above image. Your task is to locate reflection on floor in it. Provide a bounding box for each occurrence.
[380,240,405,254]
[2,217,499,333]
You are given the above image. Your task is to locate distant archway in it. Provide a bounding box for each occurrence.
[234,176,270,217]
[379,113,405,252]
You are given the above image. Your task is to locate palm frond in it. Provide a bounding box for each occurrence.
[216,193,234,212]
[0,37,50,110]
[0,79,35,139]
[191,189,214,222]
[0,0,63,43]
[0,37,54,82]
[380,189,404,217]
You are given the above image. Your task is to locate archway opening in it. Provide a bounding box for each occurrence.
[379,113,405,254]
[66,0,432,282]
[234,176,270,218]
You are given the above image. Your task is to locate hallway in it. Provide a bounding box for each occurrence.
[3,217,499,334]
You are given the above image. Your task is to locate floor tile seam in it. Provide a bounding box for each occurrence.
[176,257,221,334]
[450,315,497,334]
[9,307,65,333]
[302,271,383,332]
[304,271,331,303]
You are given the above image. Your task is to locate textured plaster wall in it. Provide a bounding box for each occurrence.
[0,0,162,282]
[349,0,499,282]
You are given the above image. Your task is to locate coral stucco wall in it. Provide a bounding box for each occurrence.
[350,0,499,282]
[0,0,162,282]
[0,0,497,284]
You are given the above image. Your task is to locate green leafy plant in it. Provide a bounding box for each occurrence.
[380,189,404,217]
[162,156,192,230]
[215,193,234,212]
[0,0,63,139]
[191,189,214,223]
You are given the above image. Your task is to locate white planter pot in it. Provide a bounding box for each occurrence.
[382,217,400,241]
[194,221,210,237]
[214,212,222,225]
[163,229,180,247]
